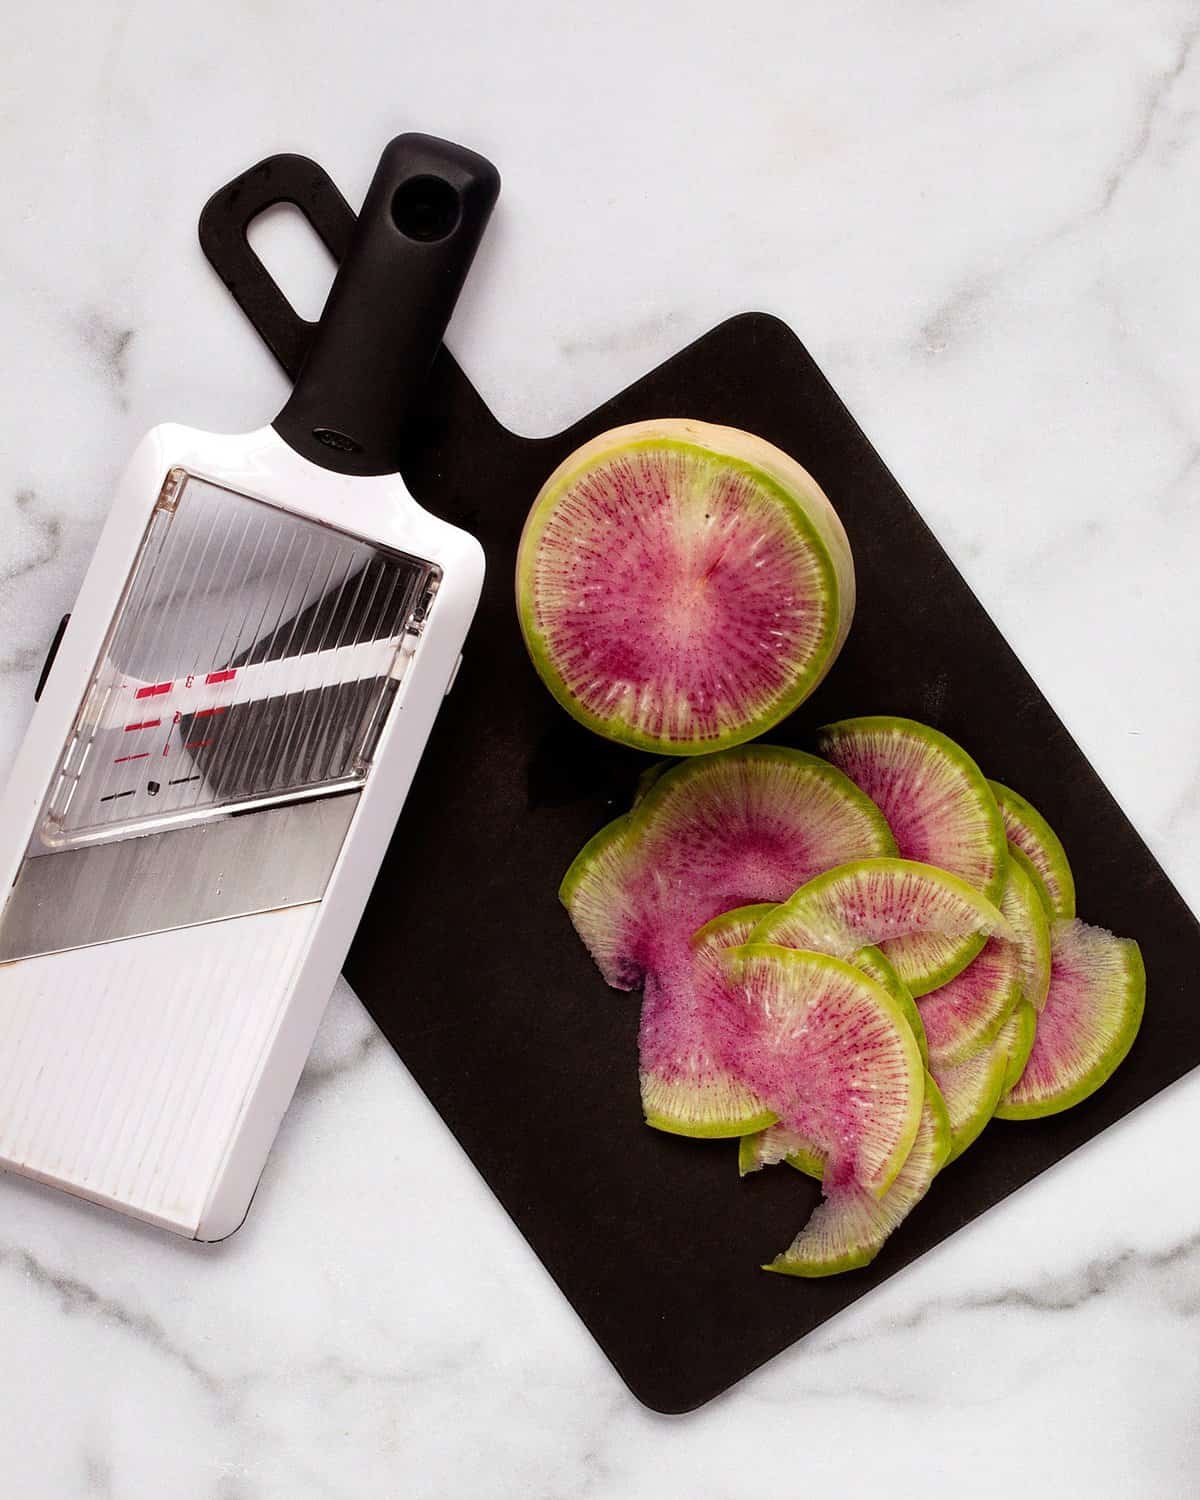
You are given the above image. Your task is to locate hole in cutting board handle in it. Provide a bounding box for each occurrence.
[246,202,339,324]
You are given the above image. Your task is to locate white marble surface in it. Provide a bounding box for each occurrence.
[3,2,1200,1494]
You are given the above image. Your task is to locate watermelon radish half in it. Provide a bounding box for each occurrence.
[560,746,896,1134]
[762,1075,952,1277]
[818,717,1007,989]
[996,921,1145,1119]
[749,858,1012,997]
[934,999,1037,1162]
[989,781,1077,920]
[517,419,855,754]
[917,852,1049,1065]
[721,946,925,1197]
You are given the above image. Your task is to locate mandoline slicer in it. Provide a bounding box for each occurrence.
[0,134,499,1239]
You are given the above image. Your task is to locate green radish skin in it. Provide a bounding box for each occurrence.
[988,781,1076,920]
[917,851,1049,1066]
[517,419,855,756]
[818,717,1007,989]
[762,1074,952,1278]
[749,858,1013,998]
[721,945,925,1199]
[1000,999,1039,1095]
[935,999,1037,1162]
[995,921,1145,1120]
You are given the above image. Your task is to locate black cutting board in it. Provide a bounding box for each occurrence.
[203,160,1200,1414]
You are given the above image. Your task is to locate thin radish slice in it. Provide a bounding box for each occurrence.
[640,905,778,1138]
[762,1074,952,1277]
[999,999,1039,1095]
[738,943,928,1180]
[996,921,1144,1119]
[560,747,895,1135]
[934,999,1037,1161]
[989,780,1076,920]
[721,945,924,1197]
[818,716,1006,988]
[917,852,1048,1064]
[749,858,1012,997]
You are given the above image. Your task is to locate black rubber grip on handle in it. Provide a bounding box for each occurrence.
[273,133,500,476]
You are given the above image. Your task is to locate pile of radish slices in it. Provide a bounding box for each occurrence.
[562,716,1145,1277]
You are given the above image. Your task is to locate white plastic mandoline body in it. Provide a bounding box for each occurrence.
[0,423,483,1239]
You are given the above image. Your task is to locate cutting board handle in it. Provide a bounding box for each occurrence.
[271,133,500,476]
[199,152,357,383]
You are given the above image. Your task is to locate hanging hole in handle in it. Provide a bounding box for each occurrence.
[391,176,461,242]
[246,202,340,322]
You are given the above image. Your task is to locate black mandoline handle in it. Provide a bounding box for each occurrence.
[272,133,499,476]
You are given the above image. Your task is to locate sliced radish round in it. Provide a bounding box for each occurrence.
[917,852,1047,1064]
[989,780,1076,920]
[518,419,855,754]
[818,717,1006,988]
[749,858,1012,997]
[640,904,778,1138]
[722,945,924,1197]
[763,1074,952,1278]
[996,921,1144,1119]
[738,943,927,1179]
[933,999,1037,1161]
[560,747,895,1135]
[558,813,643,989]
[918,938,1020,1066]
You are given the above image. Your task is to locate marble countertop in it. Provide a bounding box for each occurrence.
[4,3,1200,1495]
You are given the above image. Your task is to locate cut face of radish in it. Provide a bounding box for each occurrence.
[722,945,924,1197]
[517,419,855,754]
[852,945,928,1066]
[918,936,1020,1066]
[933,999,1036,1162]
[561,747,896,1135]
[558,813,644,989]
[738,942,928,1180]
[917,853,1047,1065]
[996,921,1144,1119]
[762,1074,952,1277]
[989,781,1076,920]
[818,717,1007,988]
[640,905,778,1138]
[749,858,1012,997]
